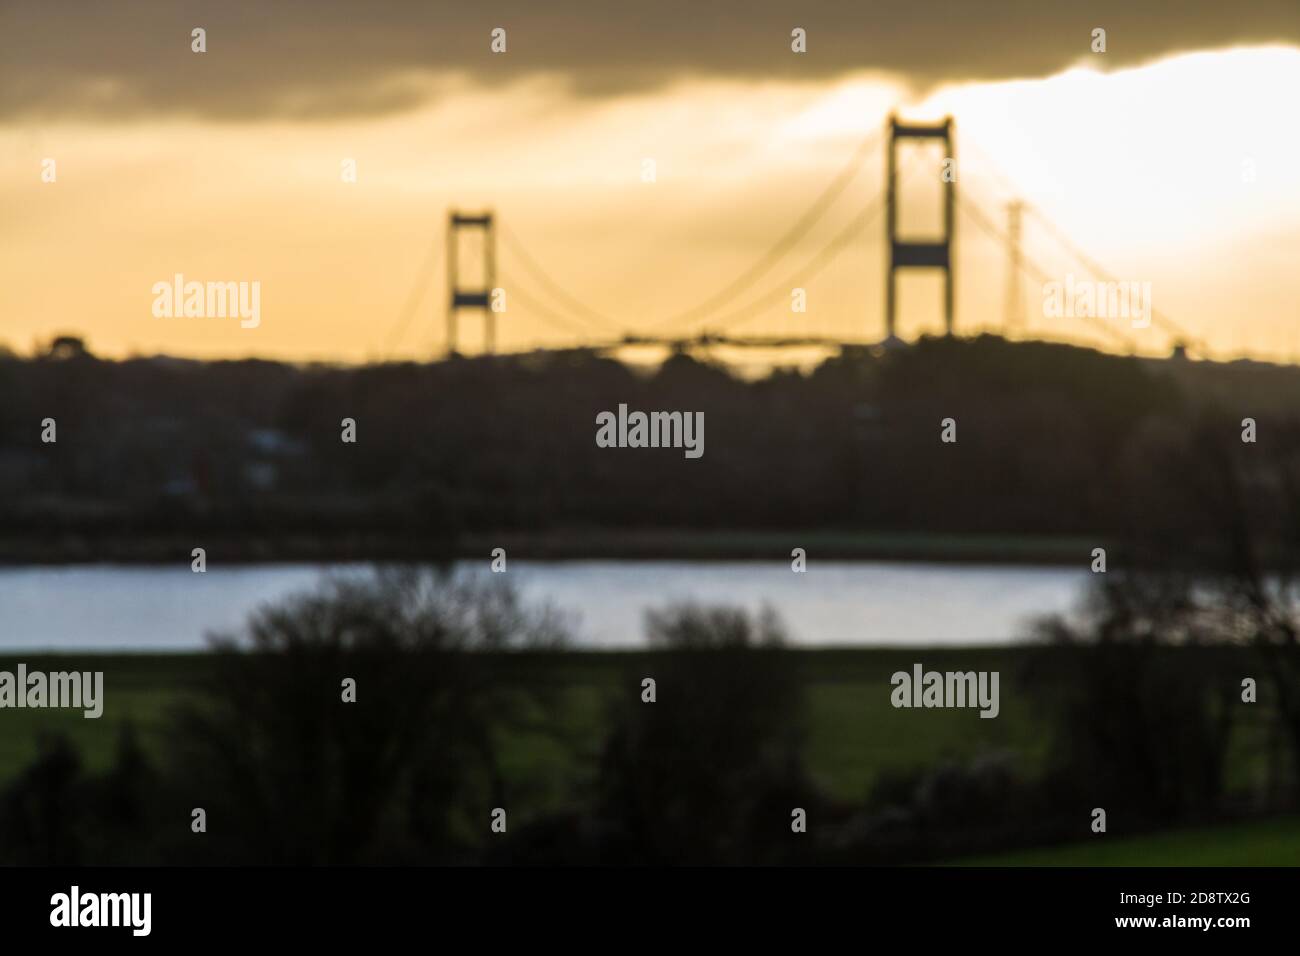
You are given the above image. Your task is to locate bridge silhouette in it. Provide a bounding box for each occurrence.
[383,114,1201,361]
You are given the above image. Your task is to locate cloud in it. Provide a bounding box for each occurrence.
[3,0,1299,122]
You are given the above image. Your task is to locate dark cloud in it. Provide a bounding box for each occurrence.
[3,0,1298,122]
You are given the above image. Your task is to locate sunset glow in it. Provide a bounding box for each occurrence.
[3,46,1297,363]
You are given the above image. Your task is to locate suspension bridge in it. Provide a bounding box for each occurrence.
[382,114,1202,361]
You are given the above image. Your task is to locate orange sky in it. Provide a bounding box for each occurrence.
[2,37,1298,364]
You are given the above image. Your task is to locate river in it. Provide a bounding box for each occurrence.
[0,560,1092,650]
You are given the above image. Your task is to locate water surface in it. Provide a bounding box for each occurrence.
[0,561,1091,650]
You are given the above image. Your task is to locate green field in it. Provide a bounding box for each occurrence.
[0,648,1053,797]
[952,816,1300,866]
[0,648,1292,865]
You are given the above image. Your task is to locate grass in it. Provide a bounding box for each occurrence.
[470,647,1054,803]
[951,816,1300,866]
[0,647,1292,865]
[0,648,1249,800]
[0,654,209,779]
[0,648,1046,798]
[0,649,1261,801]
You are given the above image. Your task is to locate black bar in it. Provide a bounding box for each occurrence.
[0,866,1282,944]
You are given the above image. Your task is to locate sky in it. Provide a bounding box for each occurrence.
[2,1,1298,363]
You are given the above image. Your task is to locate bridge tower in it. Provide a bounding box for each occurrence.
[884,114,955,342]
[445,210,497,354]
